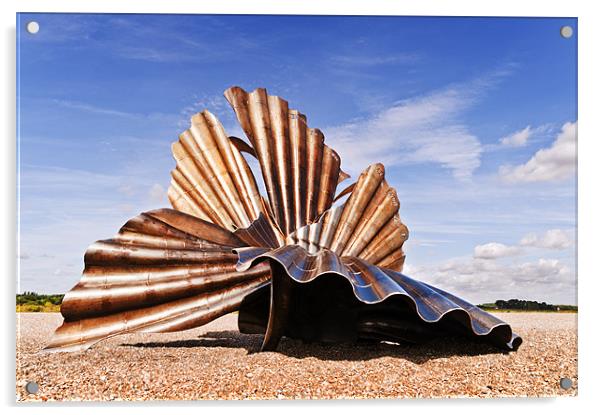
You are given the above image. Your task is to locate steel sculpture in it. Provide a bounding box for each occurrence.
[45,86,522,352]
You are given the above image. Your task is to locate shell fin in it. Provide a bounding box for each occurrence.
[333,181,356,203]
[224,86,346,235]
[169,110,265,231]
[44,209,270,352]
[287,164,408,272]
[229,136,257,158]
[235,245,522,351]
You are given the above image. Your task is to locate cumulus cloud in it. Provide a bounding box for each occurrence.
[406,228,576,304]
[513,258,571,283]
[500,126,532,147]
[409,256,574,304]
[473,229,573,261]
[437,257,573,289]
[473,242,522,259]
[499,121,577,182]
[520,229,573,250]
[324,78,496,180]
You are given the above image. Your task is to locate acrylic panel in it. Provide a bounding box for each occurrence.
[16,13,577,401]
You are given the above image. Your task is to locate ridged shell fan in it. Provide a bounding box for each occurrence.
[45,86,522,353]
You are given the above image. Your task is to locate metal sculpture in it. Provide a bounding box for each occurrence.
[45,86,522,353]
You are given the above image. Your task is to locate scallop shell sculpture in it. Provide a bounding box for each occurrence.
[45,86,522,353]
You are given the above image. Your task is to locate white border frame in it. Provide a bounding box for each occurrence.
[3,1,601,413]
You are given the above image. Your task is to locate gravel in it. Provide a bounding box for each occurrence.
[16,312,577,401]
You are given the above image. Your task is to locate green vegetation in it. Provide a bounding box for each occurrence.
[478,299,577,312]
[16,292,578,314]
[16,292,64,312]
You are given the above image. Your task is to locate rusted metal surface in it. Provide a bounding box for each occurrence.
[44,209,270,352]
[224,86,348,235]
[168,111,265,231]
[46,85,522,353]
[235,245,521,351]
[234,213,282,249]
[286,163,408,272]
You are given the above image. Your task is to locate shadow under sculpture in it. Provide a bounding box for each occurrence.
[44,86,522,353]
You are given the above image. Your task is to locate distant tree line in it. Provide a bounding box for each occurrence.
[479,299,577,312]
[496,299,557,310]
[16,293,578,313]
[17,291,64,305]
[16,292,64,312]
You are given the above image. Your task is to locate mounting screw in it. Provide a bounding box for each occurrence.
[559,377,573,390]
[560,26,573,39]
[26,21,40,35]
[25,381,39,394]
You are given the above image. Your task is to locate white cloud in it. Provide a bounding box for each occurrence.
[473,242,522,259]
[405,227,576,304]
[405,238,454,248]
[116,46,201,63]
[513,258,572,283]
[20,165,123,196]
[471,229,573,262]
[53,99,141,119]
[177,92,240,130]
[48,99,181,130]
[322,67,516,180]
[409,255,575,305]
[499,121,577,182]
[19,165,171,293]
[520,229,573,250]
[500,126,532,147]
[324,85,483,180]
[117,184,136,197]
[148,183,166,203]
[330,53,420,67]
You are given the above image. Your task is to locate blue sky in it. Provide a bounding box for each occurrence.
[17,14,577,304]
